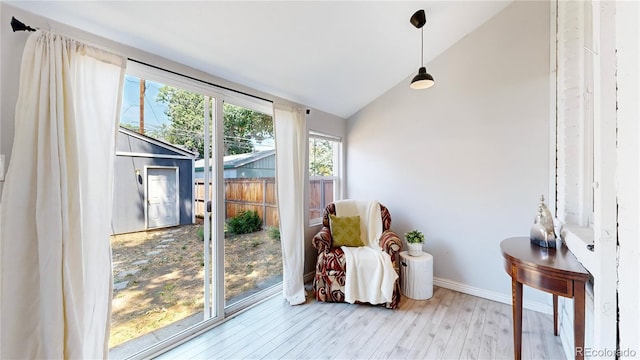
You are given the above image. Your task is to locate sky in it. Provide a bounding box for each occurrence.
[119,74,275,152]
[120,75,169,132]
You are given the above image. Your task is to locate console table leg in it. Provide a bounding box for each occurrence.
[553,294,558,336]
[574,282,585,360]
[512,277,523,360]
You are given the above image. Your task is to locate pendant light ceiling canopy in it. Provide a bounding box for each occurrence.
[410,9,435,90]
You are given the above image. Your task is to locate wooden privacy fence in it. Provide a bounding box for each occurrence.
[195,178,279,228]
[194,178,335,228]
[309,178,334,220]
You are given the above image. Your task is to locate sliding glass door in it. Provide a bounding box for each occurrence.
[110,65,222,358]
[109,62,280,358]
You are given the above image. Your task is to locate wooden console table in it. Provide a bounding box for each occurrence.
[500,237,589,360]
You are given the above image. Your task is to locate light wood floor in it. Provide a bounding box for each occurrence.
[155,287,565,360]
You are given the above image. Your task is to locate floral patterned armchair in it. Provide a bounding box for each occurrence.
[311,202,402,309]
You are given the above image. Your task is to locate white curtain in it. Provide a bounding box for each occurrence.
[274,104,306,305]
[0,31,125,358]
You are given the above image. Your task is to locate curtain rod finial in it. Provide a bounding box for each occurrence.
[11,16,37,32]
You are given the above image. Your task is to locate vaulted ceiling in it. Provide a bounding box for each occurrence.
[7,1,511,118]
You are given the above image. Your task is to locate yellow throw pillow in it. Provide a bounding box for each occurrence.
[330,214,364,247]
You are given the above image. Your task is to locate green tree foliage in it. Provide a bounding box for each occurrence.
[155,86,273,157]
[309,138,334,176]
[156,87,207,156]
[120,123,140,132]
[223,103,273,155]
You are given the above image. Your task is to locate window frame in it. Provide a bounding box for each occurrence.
[554,1,617,357]
[555,0,596,229]
[308,131,342,225]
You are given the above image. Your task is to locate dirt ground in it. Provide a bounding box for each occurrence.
[109,224,282,348]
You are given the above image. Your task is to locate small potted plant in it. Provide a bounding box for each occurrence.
[405,230,425,256]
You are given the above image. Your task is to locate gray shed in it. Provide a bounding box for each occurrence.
[112,127,197,234]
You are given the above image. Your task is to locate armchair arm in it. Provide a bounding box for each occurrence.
[312,227,332,253]
[379,230,402,264]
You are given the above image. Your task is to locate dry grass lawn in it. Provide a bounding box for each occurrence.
[109,224,282,348]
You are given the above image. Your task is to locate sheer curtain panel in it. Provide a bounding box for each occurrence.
[274,105,307,305]
[0,31,125,358]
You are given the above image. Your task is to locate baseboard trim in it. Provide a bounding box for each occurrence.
[302,272,552,314]
[304,271,315,283]
[433,277,552,315]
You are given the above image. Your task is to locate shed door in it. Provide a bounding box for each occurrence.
[147,167,179,229]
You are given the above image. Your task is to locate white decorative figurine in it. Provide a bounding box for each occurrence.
[530,195,557,248]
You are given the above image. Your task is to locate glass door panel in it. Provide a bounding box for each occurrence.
[109,66,281,357]
[221,101,282,309]
[110,74,217,357]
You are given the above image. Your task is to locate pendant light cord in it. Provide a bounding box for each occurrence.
[420,27,424,67]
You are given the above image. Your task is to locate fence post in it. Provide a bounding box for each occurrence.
[320,179,325,212]
[262,178,267,228]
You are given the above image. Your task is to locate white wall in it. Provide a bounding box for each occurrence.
[616,0,640,356]
[0,2,3,194]
[0,5,27,193]
[346,1,552,308]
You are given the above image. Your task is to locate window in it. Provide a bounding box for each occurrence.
[308,132,341,224]
[556,0,596,228]
[583,0,595,228]
[555,2,618,354]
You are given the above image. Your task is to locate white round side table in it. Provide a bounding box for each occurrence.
[399,250,433,300]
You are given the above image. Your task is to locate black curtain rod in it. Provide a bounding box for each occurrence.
[127,58,273,105]
[10,16,314,114]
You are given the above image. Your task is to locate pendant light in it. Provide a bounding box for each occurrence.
[410,9,434,90]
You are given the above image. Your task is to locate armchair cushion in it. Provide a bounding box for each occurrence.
[329,214,364,247]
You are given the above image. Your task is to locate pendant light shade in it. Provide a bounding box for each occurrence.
[410,67,434,89]
[409,10,434,90]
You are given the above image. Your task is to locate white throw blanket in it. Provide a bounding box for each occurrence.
[334,200,398,304]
